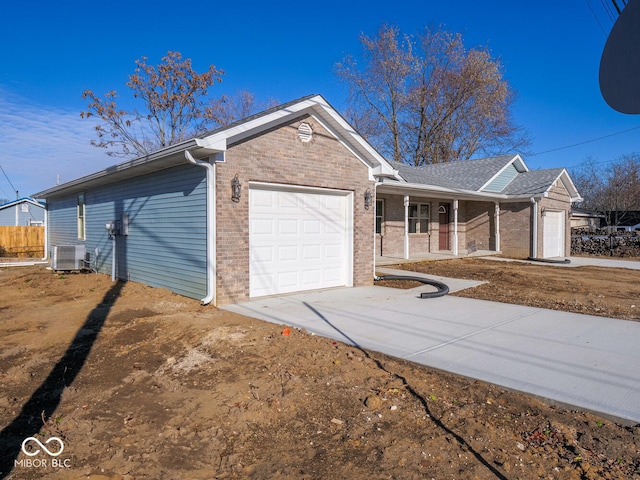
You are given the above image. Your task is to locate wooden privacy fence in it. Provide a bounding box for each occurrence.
[0,226,45,257]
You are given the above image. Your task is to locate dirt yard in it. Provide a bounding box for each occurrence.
[1,259,639,480]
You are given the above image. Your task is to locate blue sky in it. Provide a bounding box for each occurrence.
[0,0,637,197]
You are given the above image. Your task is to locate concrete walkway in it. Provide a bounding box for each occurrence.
[224,284,640,425]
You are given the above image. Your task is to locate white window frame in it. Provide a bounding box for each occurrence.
[77,193,86,240]
[408,203,430,234]
[375,199,384,234]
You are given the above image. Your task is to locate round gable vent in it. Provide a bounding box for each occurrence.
[297,122,313,143]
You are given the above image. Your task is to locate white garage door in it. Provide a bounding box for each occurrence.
[249,186,352,297]
[543,210,565,258]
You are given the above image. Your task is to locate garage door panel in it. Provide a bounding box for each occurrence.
[302,244,321,260]
[325,244,343,258]
[253,245,275,262]
[303,219,321,234]
[251,189,275,210]
[278,219,299,235]
[302,269,322,286]
[250,187,351,297]
[252,218,274,235]
[277,245,299,262]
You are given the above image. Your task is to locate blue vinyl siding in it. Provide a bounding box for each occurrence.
[47,164,207,300]
[48,196,83,246]
[0,201,45,226]
[483,163,519,193]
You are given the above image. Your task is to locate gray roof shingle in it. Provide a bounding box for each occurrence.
[501,169,564,195]
[389,156,566,197]
[390,155,516,191]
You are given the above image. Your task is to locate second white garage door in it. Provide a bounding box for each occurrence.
[249,185,353,297]
[543,210,565,258]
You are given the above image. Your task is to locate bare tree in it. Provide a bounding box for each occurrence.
[335,24,529,165]
[572,154,640,228]
[81,51,267,158]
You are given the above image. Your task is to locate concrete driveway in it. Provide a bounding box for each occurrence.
[223,279,640,425]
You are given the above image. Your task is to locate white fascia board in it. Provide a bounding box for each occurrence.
[33,138,202,198]
[548,169,583,203]
[0,198,43,209]
[378,180,506,201]
[201,97,323,149]
[311,97,398,178]
[202,94,401,182]
[478,154,528,192]
[378,179,539,203]
[306,112,383,182]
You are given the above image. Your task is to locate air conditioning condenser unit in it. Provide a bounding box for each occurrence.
[51,245,87,271]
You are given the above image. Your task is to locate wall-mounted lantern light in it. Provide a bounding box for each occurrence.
[364,188,372,210]
[231,174,241,203]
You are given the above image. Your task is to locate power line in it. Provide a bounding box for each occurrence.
[529,125,640,156]
[584,0,609,35]
[600,0,617,23]
[0,165,18,199]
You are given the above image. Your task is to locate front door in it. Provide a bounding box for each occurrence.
[438,203,450,251]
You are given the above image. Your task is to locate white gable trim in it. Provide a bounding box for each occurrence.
[478,154,528,192]
[545,169,582,203]
[197,95,399,182]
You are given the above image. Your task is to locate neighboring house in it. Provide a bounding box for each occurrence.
[570,207,604,230]
[613,211,640,232]
[376,155,581,260]
[0,197,45,226]
[33,95,581,306]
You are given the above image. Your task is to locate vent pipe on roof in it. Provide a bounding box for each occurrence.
[185,150,216,306]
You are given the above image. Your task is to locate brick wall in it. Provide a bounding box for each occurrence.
[215,115,374,305]
[462,201,494,252]
[499,202,532,258]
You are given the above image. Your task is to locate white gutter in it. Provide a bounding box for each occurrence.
[185,150,216,306]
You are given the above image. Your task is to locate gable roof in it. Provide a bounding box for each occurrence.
[391,155,525,191]
[381,154,581,202]
[0,197,45,210]
[34,95,399,199]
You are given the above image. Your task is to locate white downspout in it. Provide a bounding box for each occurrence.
[373,183,379,278]
[185,150,216,305]
[531,197,538,258]
[112,235,117,281]
[453,199,459,256]
[494,202,501,252]
[403,195,410,259]
[42,207,48,260]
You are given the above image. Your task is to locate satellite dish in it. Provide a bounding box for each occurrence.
[600,0,640,113]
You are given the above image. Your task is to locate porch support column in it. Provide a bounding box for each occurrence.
[453,199,459,256]
[531,197,538,258]
[403,195,410,259]
[494,202,501,252]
